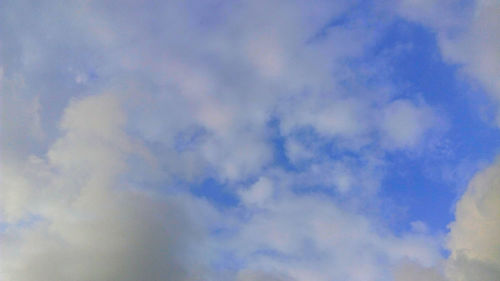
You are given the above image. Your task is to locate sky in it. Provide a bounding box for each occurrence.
[0,1,500,280]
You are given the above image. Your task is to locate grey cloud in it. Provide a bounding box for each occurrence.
[0,94,218,281]
[236,270,295,281]
[393,260,446,281]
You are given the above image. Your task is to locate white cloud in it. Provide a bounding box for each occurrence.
[279,95,372,141]
[228,187,443,281]
[410,220,429,234]
[380,99,439,149]
[239,177,274,207]
[445,157,500,281]
[284,138,315,164]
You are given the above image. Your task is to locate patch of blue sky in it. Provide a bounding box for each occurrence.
[1,215,44,231]
[0,222,7,232]
[374,19,500,235]
[268,118,324,172]
[307,0,380,44]
[190,178,240,209]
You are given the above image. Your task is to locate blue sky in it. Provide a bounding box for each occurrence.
[1,1,500,281]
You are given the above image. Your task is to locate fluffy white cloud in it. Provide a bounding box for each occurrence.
[445,157,500,281]
[227,186,443,281]
[238,177,274,207]
[380,99,440,149]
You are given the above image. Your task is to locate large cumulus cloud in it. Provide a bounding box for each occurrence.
[445,158,500,280]
[0,94,217,281]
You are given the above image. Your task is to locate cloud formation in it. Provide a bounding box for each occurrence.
[228,186,443,281]
[0,94,217,281]
[1,0,499,280]
[446,158,500,280]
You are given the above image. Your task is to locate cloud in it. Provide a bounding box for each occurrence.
[393,260,446,281]
[0,1,476,280]
[0,192,214,281]
[0,94,217,281]
[0,69,44,164]
[236,269,295,281]
[238,177,274,207]
[380,99,439,149]
[0,0,444,182]
[445,157,500,281]
[226,183,443,281]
